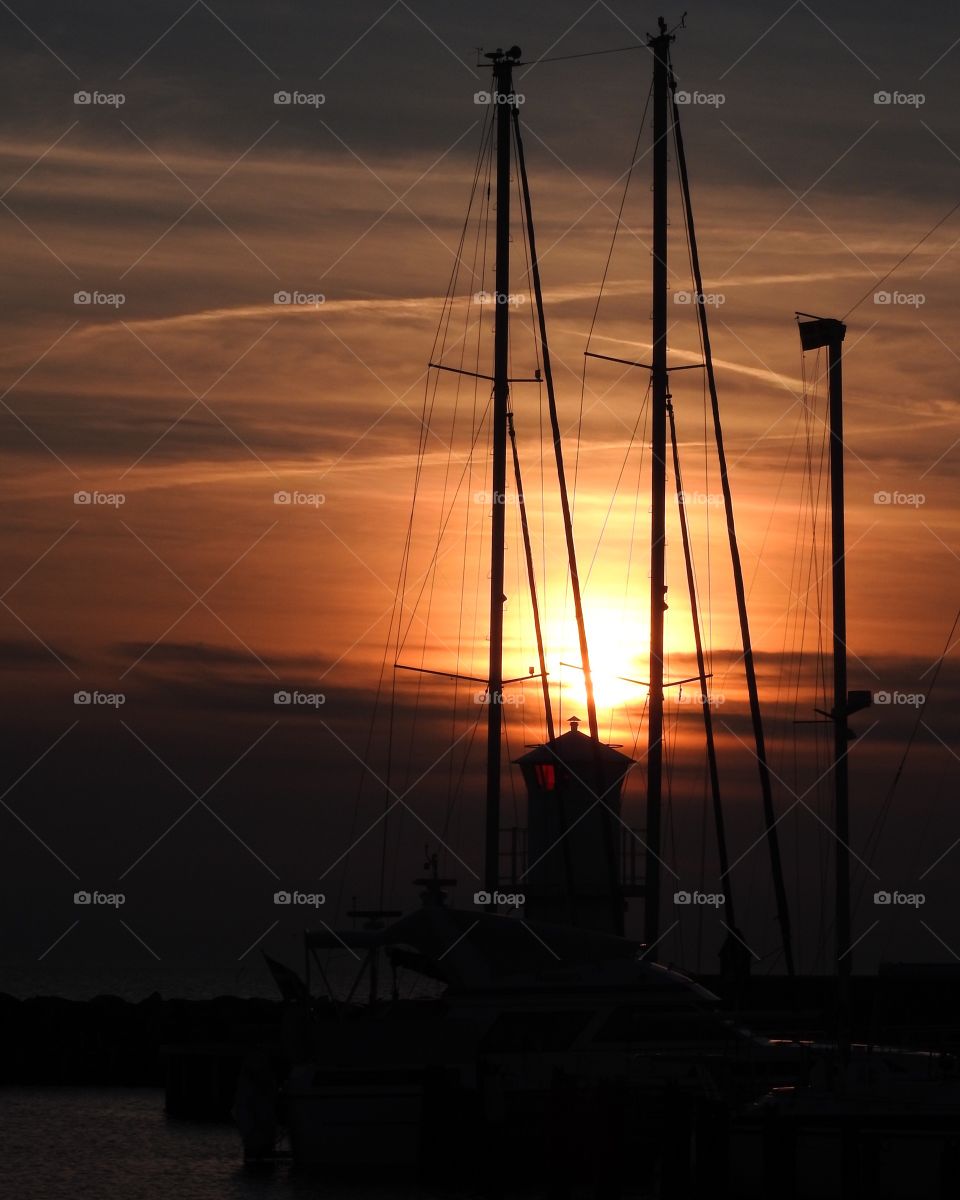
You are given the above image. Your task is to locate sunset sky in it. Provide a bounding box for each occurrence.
[2,0,960,984]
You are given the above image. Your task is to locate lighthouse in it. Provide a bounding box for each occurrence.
[515,717,634,934]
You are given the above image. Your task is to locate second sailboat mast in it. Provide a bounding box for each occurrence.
[644,18,673,947]
[484,50,517,898]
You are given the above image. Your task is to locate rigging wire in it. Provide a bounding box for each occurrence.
[390,109,498,890]
[582,382,651,588]
[569,85,651,752]
[330,101,495,921]
[574,81,653,510]
[841,195,960,321]
[520,42,651,68]
[384,84,556,893]
[854,601,960,917]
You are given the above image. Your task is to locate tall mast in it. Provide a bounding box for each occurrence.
[483,47,519,899]
[643,16,673,948]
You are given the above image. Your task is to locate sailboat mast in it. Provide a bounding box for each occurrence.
[827,325,851,1000]
[798,316,851,998]
[644,17,673,948]
[483,49,517,898]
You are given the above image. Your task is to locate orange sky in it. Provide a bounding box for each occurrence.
[2,0,960,978]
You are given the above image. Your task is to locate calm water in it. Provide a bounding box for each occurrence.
[0,1088,465,1200]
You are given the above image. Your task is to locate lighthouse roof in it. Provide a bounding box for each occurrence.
[514,722,635,769]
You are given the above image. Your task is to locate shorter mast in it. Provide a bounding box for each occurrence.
[827,323,850,997]
[798,313,867,1054]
